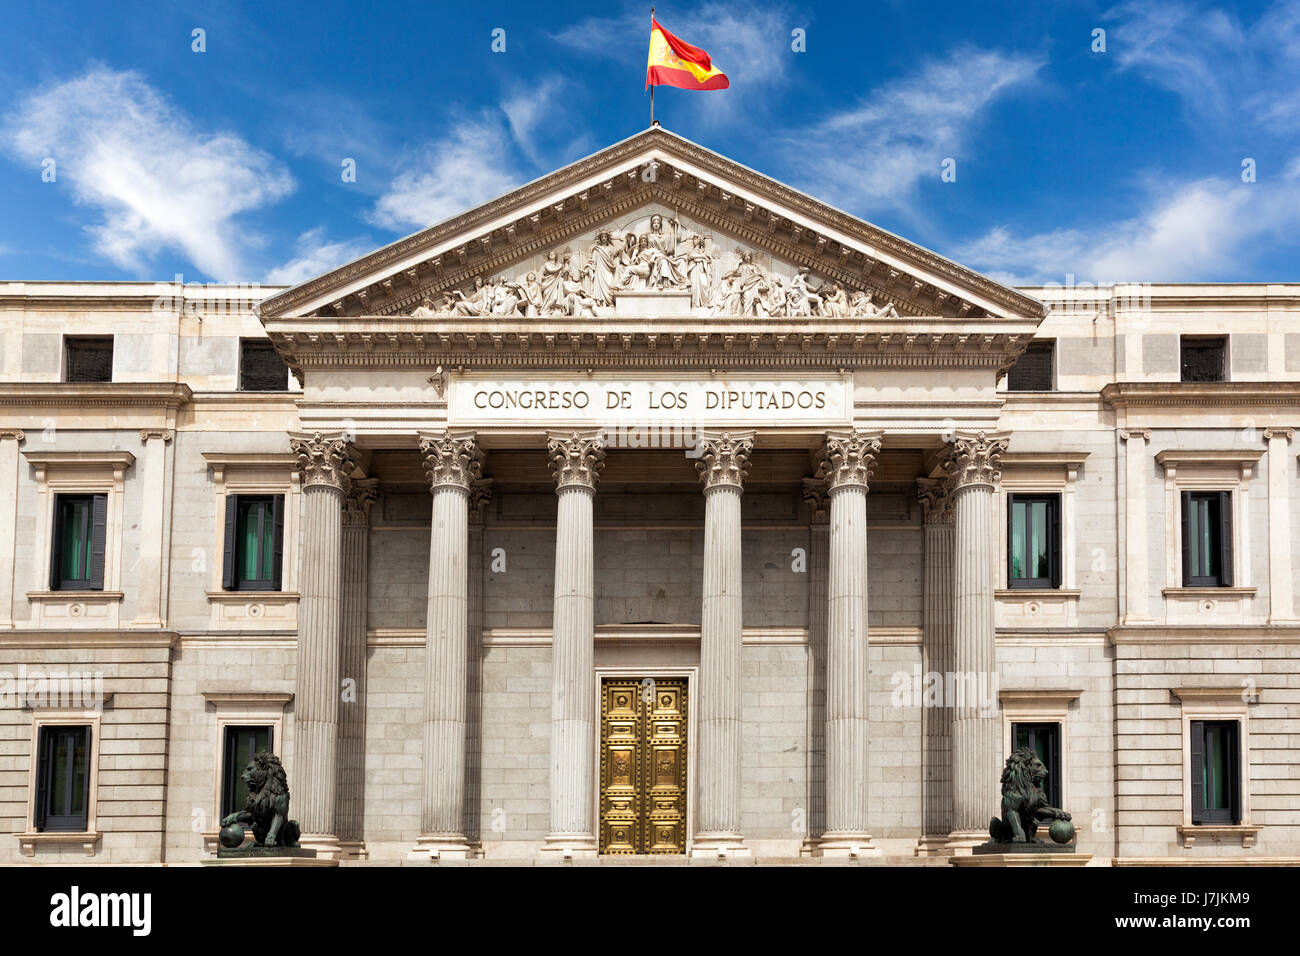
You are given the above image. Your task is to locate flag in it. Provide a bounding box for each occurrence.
[646,16,729,91]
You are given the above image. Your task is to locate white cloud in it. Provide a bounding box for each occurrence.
[786,47,1044,215]
[954,160,1300,284]
[265,227,374,286]
[1,67,294,280]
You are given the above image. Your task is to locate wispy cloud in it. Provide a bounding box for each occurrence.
[954,159,1300,285]
[265,227,374,285]
[1105,0,1300,132]
[1,66,294,280]
[786,47,1045,216]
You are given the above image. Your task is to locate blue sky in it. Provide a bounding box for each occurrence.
[1,0,1297,288]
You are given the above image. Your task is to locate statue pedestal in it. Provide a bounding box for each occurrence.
[204,846,339,867]
[951,845,1092,867]
[613,291,693,316]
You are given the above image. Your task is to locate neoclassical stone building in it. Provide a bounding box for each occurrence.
[1,128,1297,864]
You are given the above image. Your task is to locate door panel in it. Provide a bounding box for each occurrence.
[599,678,687,854]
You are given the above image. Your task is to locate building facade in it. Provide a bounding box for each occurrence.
[1,128,1298,865]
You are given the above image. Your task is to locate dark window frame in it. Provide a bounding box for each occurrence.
[1190,719,1241,825]
[34,724,92,832]
[1180,336,1227,383]
[50,493,107,591]
[221,725,274,819]
[1012,721,1062,808]
[1180,490,1233,587]
[238,339,290,392]
[1007,339,1056,392]
[63,336,114,384]
[221,493,285,592]
[1007,492,1062,589]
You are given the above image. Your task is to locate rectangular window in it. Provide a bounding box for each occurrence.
[1180,336,1226,382]
[1007,493,1061,588]
[221,725,273,819]
[64,337,114,384]
[50,493,106,591]
[1190,720,1240,825]
[1181,490,1232,587]
[238,339,289,392]
[1007,340,1055,392]
[35,725,91,831]
[222,494,284,591]
[1013,721,1062,808]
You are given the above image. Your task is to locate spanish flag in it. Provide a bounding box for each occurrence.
[645,15,729,91]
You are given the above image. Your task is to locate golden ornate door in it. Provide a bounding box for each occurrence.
[599,677,688,854]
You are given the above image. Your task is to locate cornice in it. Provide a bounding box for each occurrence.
[259,128,1045,322]
[22,450,136,468]
[1107,624,1300,644]
[1154,449,1264,467]
[0,629,178,648]
[0,382,193,409]
[1102,381,1300,408]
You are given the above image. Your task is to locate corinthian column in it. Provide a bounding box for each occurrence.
[915,476,955,856]
[337,476,376,860]
[289,431,352,859]
[942,430,1009,852]
[412,430,482,860]
[692,431,754,858]
[541,431,605,857]
[815,430,882,857]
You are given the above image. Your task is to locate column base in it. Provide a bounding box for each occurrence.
[337,840,369,861]
[689,833,751,860]
[408,834,476,861]
[944,829,989,856]
[813,833,881,858]
[914,834,954,857]
[297,833,342,860]
[538,833,599,859]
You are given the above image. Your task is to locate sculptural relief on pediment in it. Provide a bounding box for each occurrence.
[403,206,900,320]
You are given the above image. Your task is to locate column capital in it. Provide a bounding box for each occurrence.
[342,477,379,527]
[942,430,1010,492]
[695,430,754,492]
[139,428,174,444]
[916,476,955,525]
[418,430,483,493]
[816,429,882,494]
[0,429,24,443]
[1119,427,1151,442]
[1264,426,1295,442]
[801,477,830,525]
[547,431,606,491]
[290,431,352,492]
[469,477,493,524]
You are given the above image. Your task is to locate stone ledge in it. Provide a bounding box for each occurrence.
[17,831,102,858]
[1177,824,1261,848]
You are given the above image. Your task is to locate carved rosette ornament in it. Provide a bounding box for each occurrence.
[547,431,606,491]
[816,430,882,494]
[419,431,483,494]
[695,431,755,492]
[342,477,379,527]
[290,431,352,492]
[916,477,955,525]
[941,430,1010,492]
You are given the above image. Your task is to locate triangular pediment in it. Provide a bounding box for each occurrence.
[258,127,1045,323]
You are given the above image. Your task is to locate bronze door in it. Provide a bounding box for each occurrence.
[599,678,688,854]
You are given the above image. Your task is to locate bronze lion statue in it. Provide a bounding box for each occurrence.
[988,747,1071,843]
[219,751,301,847]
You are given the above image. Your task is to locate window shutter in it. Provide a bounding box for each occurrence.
[1218,490,1233,587]
[222,495,239,590]
[34,729,51,831]
[1227,721,1241,825]
[1180,491,1192,585]
[1049,495,1062,588]
[49,501,64,591]
[270,495,285,591]
[88,494,107,590]
[1189,720,1205,825]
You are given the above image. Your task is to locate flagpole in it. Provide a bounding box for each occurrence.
[649,7,655,126]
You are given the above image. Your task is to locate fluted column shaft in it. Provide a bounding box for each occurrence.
[543,432,605,854]
[290,431,350,856]
[336,478,375,854]
[943,431,1009,846]
[693,431,753,855]
[917,478,956,849]
[414,431,482,858]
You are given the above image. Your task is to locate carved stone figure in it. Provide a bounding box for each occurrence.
[683,234,715,309]
[218,751,302,848]
[450,275,489,316]
[987,747,1072,844]
[584,230,623,306]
